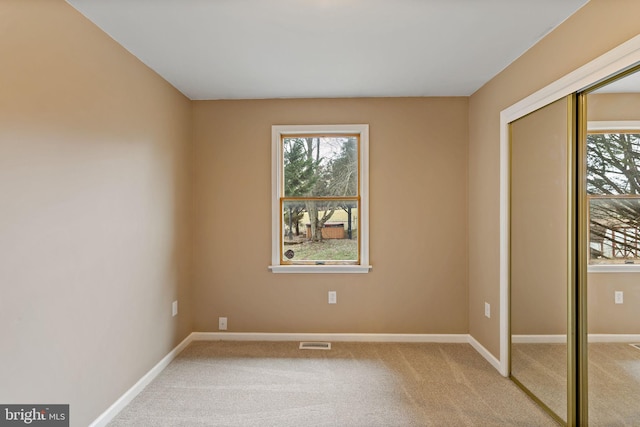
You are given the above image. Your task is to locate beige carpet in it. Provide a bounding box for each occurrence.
[588,343,640,426]
[108,341,556,426]
[511,343,567,421]
[511,342,640,426]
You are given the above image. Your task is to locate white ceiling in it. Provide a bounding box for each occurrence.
[593,69,640,93]
[66,0,589,100]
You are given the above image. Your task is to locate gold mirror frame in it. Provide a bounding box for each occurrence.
[508,94,577,426]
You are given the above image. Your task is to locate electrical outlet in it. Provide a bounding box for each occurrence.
[172,300,178,317]
[484,302,491,318]
[328,291,337,304]
[615,291,624,304]
[219,317,228,330]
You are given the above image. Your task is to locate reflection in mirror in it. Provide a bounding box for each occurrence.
[585,66,640,425]
[510,96,571,423]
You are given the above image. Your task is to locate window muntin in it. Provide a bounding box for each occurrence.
[588,131,640,264]
[270,125,370,273]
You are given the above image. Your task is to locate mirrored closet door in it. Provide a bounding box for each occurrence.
[580,65,640,426]
[510,96,575,425]
[508,63,640,427]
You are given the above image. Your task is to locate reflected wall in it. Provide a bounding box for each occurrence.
[510,96,571,423]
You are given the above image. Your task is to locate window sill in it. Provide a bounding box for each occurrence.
[269,265,372,274]
[588,264,640,273]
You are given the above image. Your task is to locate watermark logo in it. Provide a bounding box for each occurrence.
[0,405,68,426]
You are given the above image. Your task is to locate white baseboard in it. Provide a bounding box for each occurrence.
[512,335,567,344]
[512,334,640,344]
[468,335,504,375]
[90,331,501,426]
[191,332,470,343]
[588,334,640,343]
[88,334,194,427]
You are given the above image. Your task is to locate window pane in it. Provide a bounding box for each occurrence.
[587,133,640,195]
[590,196,640,264]
[282,199,358,264]
[283,136,358,198]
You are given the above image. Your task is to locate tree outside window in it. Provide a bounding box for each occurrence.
[588,131,640,264]
[282,135,359,264]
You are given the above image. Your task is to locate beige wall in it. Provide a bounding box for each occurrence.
[468,0,640,357]
[192,98,468,334]
[0,2,192,426]
[588,93,640,121]
[588,273,640,334]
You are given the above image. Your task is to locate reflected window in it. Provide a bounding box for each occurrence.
[588,131,640,264]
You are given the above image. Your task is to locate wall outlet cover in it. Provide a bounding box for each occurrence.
[615,291,624,304]
[328,291,337,304]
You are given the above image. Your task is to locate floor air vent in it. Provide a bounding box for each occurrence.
[299,342,331,350]
[630,343,640,351]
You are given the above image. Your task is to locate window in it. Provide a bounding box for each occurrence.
[587,126,640,265]
[589,195,640,263]
[270,125,370,273]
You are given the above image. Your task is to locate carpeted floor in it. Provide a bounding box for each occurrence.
[108,341,557,426]
[511,342,640,426]
[511,343,567,421]
[588,343,640,426]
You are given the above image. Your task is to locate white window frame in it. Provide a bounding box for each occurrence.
[269,124,371,273]
[587,120,640,273]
